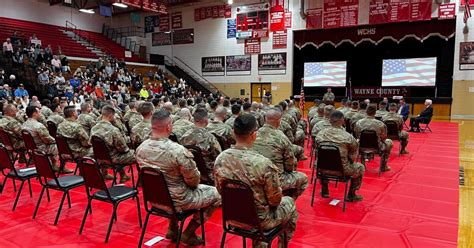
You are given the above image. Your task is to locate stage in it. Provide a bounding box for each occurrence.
[0,122,459,247]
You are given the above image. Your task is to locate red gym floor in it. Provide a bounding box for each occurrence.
[0,122,459,247]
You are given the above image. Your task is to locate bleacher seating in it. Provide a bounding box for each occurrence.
[72,29,146,63]
[0,17,98,59]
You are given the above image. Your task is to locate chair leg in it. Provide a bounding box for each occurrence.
[12,180,25,211]
[73,162,79,175]
[46,188,51,202]
[27,179,33,197]
[343,182,349,212]
[138,212,151,248]
[243,237,246,248]
[54,191,68,225]
[67,191,72,208]
[0,176,8,193]
[130,165,135,188]
[79,198,92,234]
[309,147,314,169]
[105,204,118,243]
[310,162,316,184]
[33,187,45,219]
[200,209,206,245]
[176,220,185,248]
[220,231,227,248]
[12,179,16,192]
[136,194,142,228]
[310,178,317,207]
[112,169,117,186]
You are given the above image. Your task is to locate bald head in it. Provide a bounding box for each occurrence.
[178,108,192,120]
[3,104,17,116]
[265,107,282,128]
[215,107,227,120]
[251,102,259,110]
[317,104,326,116]
[329,110,345,126]
[163,102,173,113]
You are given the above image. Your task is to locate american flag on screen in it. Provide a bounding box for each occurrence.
[304,62,346,86]
[382,58,436,87]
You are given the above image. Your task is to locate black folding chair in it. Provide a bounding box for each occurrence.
[90,136,135,187]
[310,144,351,212]
[0,144,37,211]
[169,133,178,143]
[46,121,58,138]
[32,150,84,225]
[309,137,316,170]
[345,118,353,134]
[55,135,80,175]
[0,129,28,166]
[385,120,402,156]
[212,133,230,151]
[21,130,37,166]
[375,116,383,121]
[419,118,432,132]
[78,158,142,243]
[137,167,205,248]
[358,130,384,176]
[184,145,212,185]
[220,179,287,248]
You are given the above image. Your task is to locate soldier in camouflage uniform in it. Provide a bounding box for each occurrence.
[316,110,365,201]
[311,105,335,138]
[322,87,335,105]
[243,102,264,127]
[382,103,409,154]
[336,99,351,115]
[214,114,298,247]
[307,98,322,122]
[57,106,93,160]
[224,104,241,128]
[90,106,133,183]
[180,108,222,184]
[309,104,326,132]
[274,106,306,161]
[253,108,309,200]
[136,109,220,246]
[131,102,153,147]
[40,99,53,119]
[123,101,143,131]
[47,104,65,125]
[206,107,235,150]
[77,102,97,136]
[354,105,393,171]
[172,108,194,140]
[279,101,297,134]
[0,104,27,161]
[208,101,218,121]
[84,98,100,117]
[351,101,368,127]
[375,101,389,119]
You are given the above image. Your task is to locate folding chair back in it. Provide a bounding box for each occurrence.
[0,144,15,171]
[345,118,352,134]
[140,167,177,214]
[384,121,400,141]
[169,133,178,143]
[78,158,109,194]
[184,145,210,184]
[91,136,113,166]
[55,135,74,161]
[46,121,57,138]
[32,150,59,186]
[0,129,15,151]
[221,179,262,234]
[317,144,345,176]
[359,130,379,151]
[21,130,37,151]
[212,133,229,150]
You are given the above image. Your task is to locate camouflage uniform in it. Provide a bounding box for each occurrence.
[136,137,220,224]
[311,118,332,138]
[15,110,27,123]
[253,124,308,200]
[57,119,93,159]
[47,113,65,125]
[337,106,351,115]
[180,126,222,183]
[344,110,359,122]
[214,146,298,240]
[224,116,236,128]
[0,116,25,149]
[40,106,53,119]
[172,119,194,140]
[354,117,393,166]
[316,127,365,190]
[323,92,335,103]
[294,124,306,148]
[350,110,367,127]
[309,115,325,133]
[307,107,318,121]
[375,109,389,119]
[282,112,297,134]
[250,111,264,127]
[90,120,135,165]
[279,120,294,143]
[22,119,57,156]
[382,112,409,151]
[206,120,235,149]
[131,119,151,147]
[124,111,143,130]
[77,113,97,136]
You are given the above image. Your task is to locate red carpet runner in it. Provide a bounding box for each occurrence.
[0,122,459,247]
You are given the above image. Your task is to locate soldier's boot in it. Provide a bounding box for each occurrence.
[181,219,204,246]
[380,155,391,172]
[320,181,330,198]
[252,240,267,248]
[60,161,74,174]
[346,184,363,202]
[101,169,114,180]
[165,218,178,242]
[400,140,409,154]
[119,170,130,183]
[277,234,289,248]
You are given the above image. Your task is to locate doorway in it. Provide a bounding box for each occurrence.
[251,83,271,102]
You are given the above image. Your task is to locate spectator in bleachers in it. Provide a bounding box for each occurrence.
[45,44,53,61]
[12,50,24,68]
[0,69,5,85]
[61,56,70,73]
[2,38,14,58]
[14,83,29,99]
[36,50,47,65]
[51,55,62,72]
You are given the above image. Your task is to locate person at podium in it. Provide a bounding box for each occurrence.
[322,87,335,105]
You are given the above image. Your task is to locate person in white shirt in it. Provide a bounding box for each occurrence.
[3,38,13,58]
[51,55,61,72]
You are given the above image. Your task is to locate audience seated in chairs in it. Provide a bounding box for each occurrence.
[409,99,433,132]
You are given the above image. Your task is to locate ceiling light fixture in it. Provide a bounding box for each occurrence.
[79,8,95,14]
[112,2,128,8]
[228,0,233,4]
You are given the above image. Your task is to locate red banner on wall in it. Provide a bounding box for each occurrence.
[323,0,341,29]
[273,30,287,49]
[306,8,323,29]
[388,0,410,22]
[171,12,182,29]
[369,0,390,24]
[270,11,285,31]
[438,3,456,19]
[159,13,170,31]
[245,38,261,54]
[341,0,359,27]
[285,12,292,28]
[410,0,432,21]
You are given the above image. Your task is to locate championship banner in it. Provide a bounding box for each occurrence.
[152,32,171,46]
[244,38,261,54]
[144,15,159,33]
[273,30,287,49]
[285,11,292,28]
[202,56,225,76]
[270,11,285,31]
[306,8,323,29]
[438,3,456,19]
[388,0,410,22]
[351,86,408,97]
[369,0,390,24]
[410,0,432,21]
[171,12,182,29]
[258,52,287,75]
[323,0,341,29]
[226,55,252,75]
[340,0,359,27]
[227,19,237,39]
[159,13,170,32]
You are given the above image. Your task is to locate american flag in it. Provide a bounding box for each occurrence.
[304,62,346,86]
[300,80,305,112]
[465,0,472,23]
[382,58,436,87]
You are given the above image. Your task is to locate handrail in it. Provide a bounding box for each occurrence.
[171,56,224,95]
[65,21,77,30]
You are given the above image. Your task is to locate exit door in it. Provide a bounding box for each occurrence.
[251,83,271,102]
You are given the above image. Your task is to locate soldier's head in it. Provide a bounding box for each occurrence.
[262,97,269,105]
[26,106,40,120]
[233,113,258,145]
[366,105,377,117]
[129,101,138,110]
[351,101,359,110]
[329,110,345,127]
[193,108,209,128]
[360,102,368,110]
[163,102,173,113]
[41,99,51,108]
[138,102,154,119]
[379,101,387,110]
[51,104,61,113]
[314,98,321,105]
[231,104,241,116]
[341,98,347,105]
[251,101,259,110]
[223,99,230,108]
[278,101,288,111]
[64,106,77,119]
[215,107,227,122]
[242,102,252,112]
[327,87,332,93]
[324,105,335,118]
[178,99,186,108]
[101,105,116,122]
[178,108,192,120]
[389,103,398,112]
[3,104,18,117]
[81,103,91,114]
[317,104,326,116]
[210,101,218,111]
[151,109,173,137]
[265,107,282,129]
